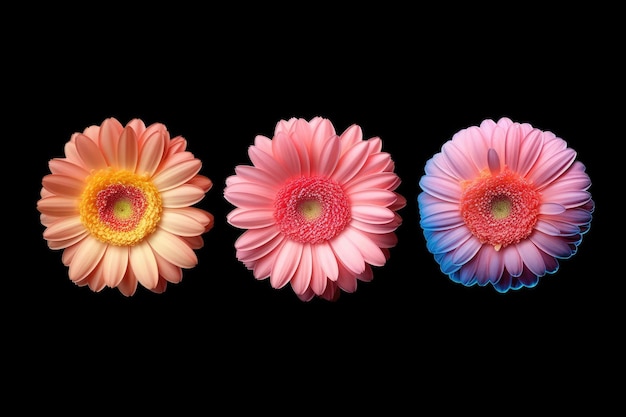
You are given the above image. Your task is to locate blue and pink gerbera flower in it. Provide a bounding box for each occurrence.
[418,117,594,292]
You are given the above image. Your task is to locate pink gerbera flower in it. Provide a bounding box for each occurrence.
[418,117,594,292]
[224,116,406,301]
[37,117,214,296]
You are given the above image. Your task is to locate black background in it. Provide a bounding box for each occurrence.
[9,4,620,412]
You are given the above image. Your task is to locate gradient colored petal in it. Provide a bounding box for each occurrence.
[418,117,593,293]
[37,117,213,295]
[224,117,403,301]
[148,228,198,269]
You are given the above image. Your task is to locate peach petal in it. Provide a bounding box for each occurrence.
[129,242,159,290]
[148,229,197,269]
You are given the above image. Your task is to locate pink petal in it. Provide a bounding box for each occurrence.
[343,226,386,266]
[344,172,401,194]
[359,152,392,176]
[223,191,274,208]
[517,129,544,177]
[234,227,281,252]
[543,190,592,209]
[515,239,547,277]
[236,231,284,263]
[529,230,575,258]
[233,165,280,188]
[227,207,276,228]
[501,244,523,277]
[270,240,302,289]
[290,243,312,295]
[351,205,395,224]
[425,226,472,254]
[335,263,358,293]
[477,246,504,285]
[313,243,339,281]
[339,124,363,149]
[502,122,522,172]
[450,235,482,266]
[248,145,289,181]
[539,203,566,215]
[529,148,576,188]
[350,218,400,234]
[332,140,370,184]
[272,131,302,177]
[224,180,277,201]
[314,135,341,176]
[309,248,328,295]
[419,206,464,231]
[441,139,481,180]
[418,174,462,203]
[329,234,365,275]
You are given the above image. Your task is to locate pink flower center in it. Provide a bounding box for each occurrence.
[96,185,147,231]
[274,176,351,244]
[460,169,540,251]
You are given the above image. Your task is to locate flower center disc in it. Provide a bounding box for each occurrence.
[274,176,351,244]
[80,169,162,246]
[460,169,540,250]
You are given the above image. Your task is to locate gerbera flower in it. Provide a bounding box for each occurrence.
[37,117,214,296]
[224,116,406,301]
[418,117,594,292]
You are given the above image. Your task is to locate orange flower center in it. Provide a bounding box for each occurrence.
[460,169,540,251]
[274,176,351,244]
[79,169,162,246]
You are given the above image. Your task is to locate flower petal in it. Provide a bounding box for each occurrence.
[152,159,201,192]
[75,133,108,170]
[159,209,207,237]
[160,184,206,208]
[148,229,198,269]
[270,240,302,289]
[68,236,107,282]
[42,174,85,197]
[129,242,159,289]
[102,245,129,287]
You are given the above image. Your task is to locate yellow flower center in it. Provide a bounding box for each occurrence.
[491,197,512,220]
[79,169,162,246]
[299,200,323,221]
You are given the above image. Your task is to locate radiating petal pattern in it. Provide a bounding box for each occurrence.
[418,117,594,292]
[37,117,213,295]
[224,116,405,301]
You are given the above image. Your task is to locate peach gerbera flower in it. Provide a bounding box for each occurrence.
[224,116,406,301]
[418,117,594,292]
[37,117,214,296]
